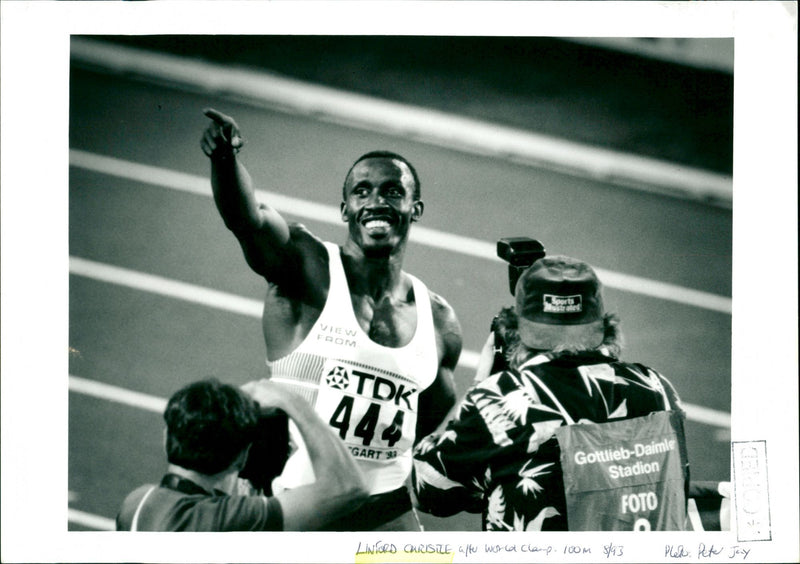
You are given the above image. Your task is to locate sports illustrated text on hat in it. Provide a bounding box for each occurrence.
[515,255,605,350]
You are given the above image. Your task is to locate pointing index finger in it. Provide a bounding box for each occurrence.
[203,107,230,125]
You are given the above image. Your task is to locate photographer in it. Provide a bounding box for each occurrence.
[116,378,367,531]
[473,238,544,385]
[412,253,690,531]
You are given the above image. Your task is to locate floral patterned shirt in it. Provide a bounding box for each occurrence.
[412,349,687,531]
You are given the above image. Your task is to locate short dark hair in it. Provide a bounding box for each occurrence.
[164,379,260,475]
[342,151,421,201]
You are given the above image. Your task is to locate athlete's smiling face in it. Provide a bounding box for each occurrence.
[341,157,423,257]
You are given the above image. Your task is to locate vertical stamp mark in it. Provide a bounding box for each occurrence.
[731,440,771,541]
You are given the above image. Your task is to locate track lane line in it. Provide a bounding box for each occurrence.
[68,260,731,429]
[70,37,732,208]
[69,149,732,315]
[68,508,116,531]
[69,372,730,430]
[69,255,478,367]
[70,374,166,413]
[69,255,262,319]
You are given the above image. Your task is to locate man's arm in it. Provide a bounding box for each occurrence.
[415,293,462,442]
[242,380,368,531]
[201,108,326,288]
[472,333,496,386]
[412,390,489,517]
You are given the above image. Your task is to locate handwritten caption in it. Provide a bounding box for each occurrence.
[354,541,753,562]
[666,543,751,560]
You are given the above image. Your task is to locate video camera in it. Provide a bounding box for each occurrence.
[238,407,290,495]
[497,237,546,295]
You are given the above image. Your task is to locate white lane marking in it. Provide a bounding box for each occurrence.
[70,37,732,207]
[69,255,262,319]
[70,372,730,434]
[69,149,732,315]
[70,255,472,366]
[67,261,731,429]
[70,373,166,413]
[68,508,116,531]
[683,403,731,429]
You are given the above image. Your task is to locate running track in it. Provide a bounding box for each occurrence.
[65,43,732,532]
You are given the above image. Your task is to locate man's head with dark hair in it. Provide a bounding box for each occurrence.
[342,151,421,201]
[340,150,424,258]
[164,379,260,476]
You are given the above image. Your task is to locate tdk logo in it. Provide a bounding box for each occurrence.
[324,365,417,410]
[325,366,350,390]
[543,294,583,313]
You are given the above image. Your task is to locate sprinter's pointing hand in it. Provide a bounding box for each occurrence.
[201,108,244,159]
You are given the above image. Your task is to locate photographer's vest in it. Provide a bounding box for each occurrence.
[268,242,439,495]
[555,410,689,531]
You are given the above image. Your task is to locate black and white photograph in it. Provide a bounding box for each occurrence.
[1,2,797,563]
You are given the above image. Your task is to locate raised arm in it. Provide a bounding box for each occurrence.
[201,108,288,238]
[415,293,462,442]
[242,379,368,531]
[201,108,324,285]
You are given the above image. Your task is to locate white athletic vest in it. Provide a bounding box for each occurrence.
[268,242,439,495]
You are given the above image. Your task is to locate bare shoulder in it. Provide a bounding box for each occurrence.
[238,218,327,284]
[267,222,329,301]
[285,222,330,273]
[287,222,326,253]
[427,289,463,367]
[427,290,460,334]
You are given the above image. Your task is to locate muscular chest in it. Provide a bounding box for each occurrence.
[262,284,420,354]
[351,294,417,348]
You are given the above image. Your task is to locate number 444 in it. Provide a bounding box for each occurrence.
[329,396,405,448]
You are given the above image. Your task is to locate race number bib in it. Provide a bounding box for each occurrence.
[315,359,418,463]
[555,411,688,531]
